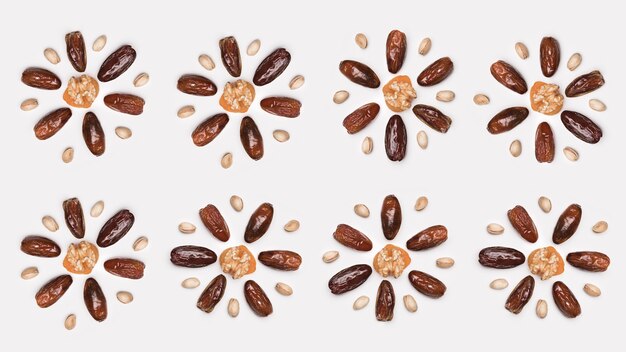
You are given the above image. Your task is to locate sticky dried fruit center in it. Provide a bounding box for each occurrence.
[63,240,99,274]
[219,245,256,279]
[219,79,255,113]
[530,81,564,115]
[383,75,416,112]
[373,244,411,278]
[528,246,564,280]
[63,74,99,108]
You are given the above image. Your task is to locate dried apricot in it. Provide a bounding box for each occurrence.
[219,245,256,279]
[63,241,99,274]
[383,75,416,112]
[373,244,411,278]
[219,79,255,113]
[63,75,99,108]
[530,81,564,115]
[528,246,564,280]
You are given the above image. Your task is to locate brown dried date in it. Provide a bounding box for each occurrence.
[560,110,603,144]
[376,280,395,322]
[84,278,107,322]
[540,37,560,78]
[408,270,446,298]
[490,60,527,94]
[386,30,406,74]
[65,31,86,72]
[553,281,581,318]
[98,45,136,82]
[63,197,85,239]
[478,246,525,269]
[535,122,555,163]
[505,275,534,314]
[34,108,72,140]
[566,251,610,272]
[244,280,273,317]
[339,60,380,88]
[258,250,302,271]
[82,112,105,156]
[191,113,229,147]
[240,116,264,160]
[507,205,538,243]
[104,258,145,279]
[333,224,373,251]
[219,36,242,78]
[21,68,62,90]
[96,209,135,247]
[553,204,582,244]
[170,245,217,267]
[417,57,453,87]
[406,225,447,251]
[253,48,291,86]
[21,235,60,257]
[381,195,402,240]
[565,71,605,97]
[343,102,380,134]
[104,94,144,115]
[36,275,72,308]
[197,274,226,313]
[260,97,301,118]
[385,115,407,162]
[412,104,452,133]
[328,264,372,294]
[244,203,274,243]
[199,204,230,242]
[487,107,529,134]
[177,74,218,96]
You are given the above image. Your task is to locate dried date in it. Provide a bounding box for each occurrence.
[385,115,407,162]
[96,209,135,247]
[98,45,136,82]
[257,250,302,271]
[386,30,406,74]
[540,37,560,78]
[381,194,402,240]
[36,275,72,308]
[535,122,555,163]
[104,258,145,279]
[565,71,605,97]
[240,116,264,160]
[553,281,581,318]
[417,57,453,86]
[507,205,538,243]
[412,104,452,133]
[406,225,448,251]
[82,112,105,156]
[104,94,144,115]
[197,274,226,313]
[244,203,274,243]
[34,108,72,140]
[505,275,534,314]
[219,36,242,78]
[177,74,218,96]
[253,48,291,86]
[191,113,229,147]
[328,264,372,294]
[343,102,380,134]
[553,204,582,244]
[490,60,527,94]
[487,107,529,134]
[376,280,395,322]
[339,60,380,88]
[566,251,610,272]
[560,110,603,144]
[21,68,62,90]
[199,204,230,242]
[244,280,273,317]
[170,245,217,268]
[333,224,373,251]
[21,235,61,257]
[65,31,86,72]
[84,278,107,322]
[478,246,525,269]
[260,97,301,118]
[408,270,446,298]
[63,197,85,239]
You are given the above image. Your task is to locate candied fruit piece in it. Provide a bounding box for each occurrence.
[219,245,256,279]
[373,244,411,278]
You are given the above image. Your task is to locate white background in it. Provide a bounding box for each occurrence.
[0,0,623,350]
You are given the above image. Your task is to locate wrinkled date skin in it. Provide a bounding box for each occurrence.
[82,112,105,156]
[199,204,230,242]
[260,97,301,118]
[535,122,555,163]
[487,107,529,134]
[104,94,145,115]
[98,45,137,82]
[406,225,448,251]
[553,281,581,318]
[343,102,380,134]
[244,280,273,317]
[84,278,107,322]
[339,60,380,88]
[96,209,135,247]
[192,113,229,147]
[22,68,62,90]
[565,71,605,97]
[381,195,402,240]
[490,60,528,94]
[104,258,145,279]
[21,235,61,257]
[412,104,452,133]
[170,245,217,268]
[328,264,372,294]
[561,110,603,144]
[63,197,85,239]
[566,251,610,272]
[219,36,242,78]
[376,280,395,322]
[197,274,226,313]
[36,275,73,308]
[385,115,407,162]
[244,203,274,243]
[333,224,373,251]
[34,108,72,140]
[408,270,446,298]
[240,116,264,160]
[553,204,582,244]
[505,275,534,314]
[478,246,525,269]
[417,57,454,87]
[258,250,302,271]
[507,205,538,243]
[386,30,407,74]
[540,37,560,78]
[65,31,86,72]
[254,48,291,86]
[177,74,218,96]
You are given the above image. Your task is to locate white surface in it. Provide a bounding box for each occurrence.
[0,0,623,350]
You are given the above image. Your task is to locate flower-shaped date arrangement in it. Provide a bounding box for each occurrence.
[177,36,302,165]
[479,201,610,318]
[327,195,450,321]
[338,30,456,161]
[20,31,147,160]
[20,198,144,328]
[170,201,302,318]
[487,37,605,162]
